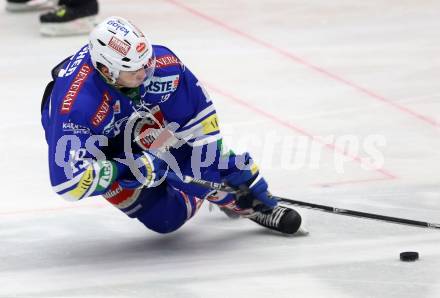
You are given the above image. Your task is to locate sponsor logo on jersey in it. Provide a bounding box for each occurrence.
[108,36,130,56]
[62,121,90,135]
[136,42,146,53]
[97,161,113,189]
[103,183,124,199]
[60,64,92,114]
[62,46,89,77]
[107,20,130,36]
[133,108,176,151]
[92,92,112,126]
[155,55,181,69]
[147,56,155,68]
[104,182,141,209]
[145,75,180,94]
[103,115,129,137]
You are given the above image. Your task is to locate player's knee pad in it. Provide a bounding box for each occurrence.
[136,186,203,234]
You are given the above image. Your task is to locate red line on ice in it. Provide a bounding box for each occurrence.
[165,0,438,128]
[206,83,397,180]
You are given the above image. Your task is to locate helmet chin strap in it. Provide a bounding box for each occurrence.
[96,65,119,86]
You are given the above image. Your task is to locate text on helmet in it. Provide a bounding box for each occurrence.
[107,20,130,36]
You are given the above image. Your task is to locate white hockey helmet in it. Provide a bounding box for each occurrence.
[89,16,155,84]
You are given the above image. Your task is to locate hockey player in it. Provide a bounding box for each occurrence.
[41,16,302,235]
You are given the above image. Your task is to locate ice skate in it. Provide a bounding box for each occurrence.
[249,205,302,235]
[39,2,98,36]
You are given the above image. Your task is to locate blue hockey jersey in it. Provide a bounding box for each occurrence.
[41,44,224,202]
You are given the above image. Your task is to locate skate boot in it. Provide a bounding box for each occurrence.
[6,0,55,12]
[39,1,98,36]
[249,205,302,235]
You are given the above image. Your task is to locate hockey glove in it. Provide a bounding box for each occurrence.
[118,151,168,189]
[223,153,277,213]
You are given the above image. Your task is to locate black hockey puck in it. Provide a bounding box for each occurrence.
[399,251,419,262]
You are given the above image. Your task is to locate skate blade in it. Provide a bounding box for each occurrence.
[40,16,98,37]
[6,0,55,12]
[295,227,310,236]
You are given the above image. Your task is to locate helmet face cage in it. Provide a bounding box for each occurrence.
[89,16,155,84]
[143,55,156,85]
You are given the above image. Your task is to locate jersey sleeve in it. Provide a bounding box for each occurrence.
[173,68,221,147]
[46,108,125,201]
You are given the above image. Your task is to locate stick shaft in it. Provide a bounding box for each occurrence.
[183,175,440,230]
[275,197,440,229]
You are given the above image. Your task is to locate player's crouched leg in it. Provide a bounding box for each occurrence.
[104,181,203,234]
[136,186,204,234]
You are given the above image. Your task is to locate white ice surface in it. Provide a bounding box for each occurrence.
[1,1,440,297]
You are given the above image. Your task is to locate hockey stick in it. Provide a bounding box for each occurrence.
[182,176,440,230]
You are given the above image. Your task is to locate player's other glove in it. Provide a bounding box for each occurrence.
[223,153,277,213]
[118,151,168,189]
